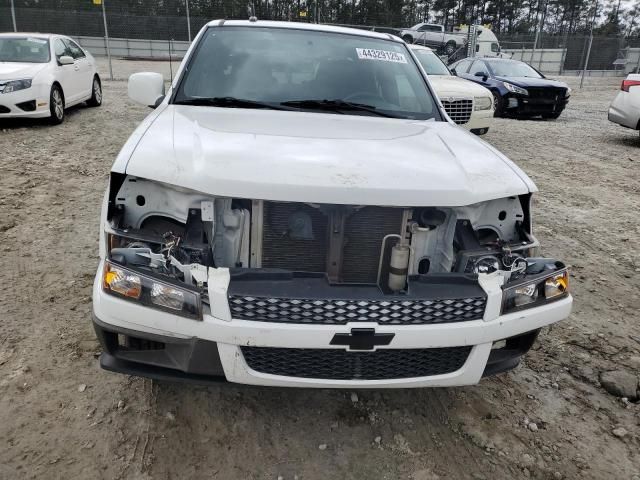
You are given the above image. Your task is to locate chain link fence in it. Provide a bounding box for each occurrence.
[2,0,639,82]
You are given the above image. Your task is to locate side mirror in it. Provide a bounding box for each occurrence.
[128,72,165,107]
[451,69,457,75]
[59,55,74,65]
[474,71,487,80]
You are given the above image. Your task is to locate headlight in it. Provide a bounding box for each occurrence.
[565,87,572,97]
[474,96,493,111]
[503,82,528,96]
[103,261,202,320]
[2,79,32,94]
[502,268,569,314]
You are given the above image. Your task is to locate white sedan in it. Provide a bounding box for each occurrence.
[410,45,493,135]
[0,33,102,124]
[608,74,640,136]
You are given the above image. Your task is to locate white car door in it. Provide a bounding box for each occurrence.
[52,37,82,104]
[64,38,93,99]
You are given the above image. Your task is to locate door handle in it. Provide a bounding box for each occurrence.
[74,66,80,71]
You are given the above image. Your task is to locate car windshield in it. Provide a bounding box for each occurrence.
[0,37,50,63]
[488,61,542,78]
[412,49,450,75]
[174,26,440,120]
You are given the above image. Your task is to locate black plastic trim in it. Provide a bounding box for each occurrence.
[482,328,540,377]
[93,315,226,383]
[227,269,485,301]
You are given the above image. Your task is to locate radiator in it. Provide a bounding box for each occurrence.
[260,202,404,283]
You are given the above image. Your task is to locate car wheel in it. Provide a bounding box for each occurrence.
[402,35,413,44]
[87,75,102,107]
[49,84,65,125]
[492,91,504,118]
[542,112,561,120]
[445,41,457,56]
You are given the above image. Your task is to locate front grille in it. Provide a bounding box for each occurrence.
[241,346,472,380]
[228,295,486,325]
[261,202,404,283]
[526,87,566,100]
[442,99,473,124]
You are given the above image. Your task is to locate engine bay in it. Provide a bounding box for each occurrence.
[105,174,544,296]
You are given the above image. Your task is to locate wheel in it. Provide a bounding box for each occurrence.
[542,112,561,120]
[402,34,414,44]
[492,91,504,118]
[49,84,65,125]
[87,75,102,107]
[445,41,457,56]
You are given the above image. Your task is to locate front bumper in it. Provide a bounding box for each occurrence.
[504,93,569,117]
[608,91,640,130]
[0,83,51,119]
[465,108,493,132]
[92,260,572,388]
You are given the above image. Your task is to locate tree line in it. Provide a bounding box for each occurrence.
[10,0,640,36]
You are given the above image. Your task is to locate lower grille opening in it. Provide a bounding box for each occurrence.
[17,100,36,112]
[117,334,165,351]
[0,105,10,114]
[241,346,472,380]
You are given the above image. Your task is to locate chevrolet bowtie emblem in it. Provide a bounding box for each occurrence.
[330,328,395,351]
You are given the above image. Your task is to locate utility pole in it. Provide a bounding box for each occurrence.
[185,0,192,42]
[10,0,17,31]
[101,0,114,81]
[580,0,598,88]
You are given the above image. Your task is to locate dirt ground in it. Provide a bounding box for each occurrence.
[1,61,639,480]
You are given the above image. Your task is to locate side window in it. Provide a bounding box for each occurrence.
[471,60,489,76]
[453,59,471,74]
[63,39,85,59]
[54,39,66,59]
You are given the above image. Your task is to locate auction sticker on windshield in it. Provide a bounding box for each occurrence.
[356,48,407,64]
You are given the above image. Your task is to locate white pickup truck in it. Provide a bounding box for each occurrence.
[400,23,466,55]
[92,20,572,388]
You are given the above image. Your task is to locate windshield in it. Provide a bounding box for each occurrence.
[412,49,450,75]
[0,37,50,63]
[174,26,440,120]
[488,60,542,78]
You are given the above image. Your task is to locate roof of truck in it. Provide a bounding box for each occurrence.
[204,19,401,42]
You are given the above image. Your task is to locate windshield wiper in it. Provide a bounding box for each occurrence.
[280,99,403,118]
[174,96,293,111]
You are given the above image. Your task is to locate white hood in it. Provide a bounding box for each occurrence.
[428,75,492,98]
[0,62,47,80]
[123,106,535,207]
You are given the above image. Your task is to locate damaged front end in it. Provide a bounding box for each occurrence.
[94,173,570,383]
[100,173,568,318]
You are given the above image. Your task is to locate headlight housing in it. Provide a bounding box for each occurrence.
[2,79,32,94]
[502,267,569,314]
[102,261,202,320]
[565,87,572,98]
[474,96,493,111]
[503,82,528,96]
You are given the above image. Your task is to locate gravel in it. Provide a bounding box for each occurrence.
[0,63,639,479]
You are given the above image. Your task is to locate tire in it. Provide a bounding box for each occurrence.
[445,41,457,56]
[87,75,102,107]
[542,112,562,120]
[402,34,414,44]
[49,84,65,125]
[492,91,504,118]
